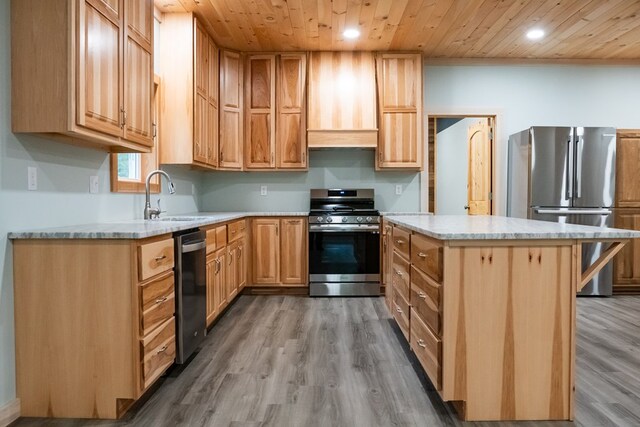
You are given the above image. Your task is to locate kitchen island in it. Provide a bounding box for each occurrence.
[383,215,640,422]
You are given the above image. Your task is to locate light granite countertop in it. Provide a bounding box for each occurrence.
[386,215,640,241]
[8,212,308,240]
[380,212,433,216]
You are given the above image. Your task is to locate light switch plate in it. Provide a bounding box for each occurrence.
[395,185,402,195]
[90,176,99,194]
[27,167,37,191]
[260,185,267,196]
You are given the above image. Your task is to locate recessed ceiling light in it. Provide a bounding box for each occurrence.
[526,28,545,40]
[343,28,360,39]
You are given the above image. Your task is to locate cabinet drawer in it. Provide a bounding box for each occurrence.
[228,220,246,242]
[392,251,410,303]
[410,308,442,390]
[141,317,176,389]
[206,225,228,253]
[410,266,441,336]
[140,273,175,336]
[393,291,410,341]
[392,226,411,260]
[411,233,443,283]
[139,238,174,281]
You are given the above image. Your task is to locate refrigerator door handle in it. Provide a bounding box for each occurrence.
[576,136,583,198]
[534,208,612,215]
[566,138,574,199]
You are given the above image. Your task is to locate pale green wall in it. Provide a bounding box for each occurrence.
[0,0,202,408]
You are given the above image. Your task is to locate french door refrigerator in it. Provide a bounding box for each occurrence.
[507,126,617,296]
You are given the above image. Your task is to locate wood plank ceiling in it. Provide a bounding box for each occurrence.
[154,0,640,60]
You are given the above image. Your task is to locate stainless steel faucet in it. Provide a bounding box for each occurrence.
[144,170,176,220]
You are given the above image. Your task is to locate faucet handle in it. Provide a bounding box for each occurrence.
[157,199,166,214]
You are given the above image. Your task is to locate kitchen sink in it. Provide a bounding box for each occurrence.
[157,216,209,222]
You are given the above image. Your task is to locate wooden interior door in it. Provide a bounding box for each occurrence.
[77,0,123,137]
[277,53,307,169]
[219,50,243,169]
[252,219,280,284]
[467,119,492,215]
[280,218,307,285]
[123,0,153,146]
[245,55,275,169]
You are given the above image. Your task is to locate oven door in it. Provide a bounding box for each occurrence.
[308,224,380,283]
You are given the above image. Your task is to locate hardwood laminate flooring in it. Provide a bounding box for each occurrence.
[14,296,640,427]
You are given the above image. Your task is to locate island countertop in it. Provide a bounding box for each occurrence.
[7,212,308,240]
[386,214,640,241]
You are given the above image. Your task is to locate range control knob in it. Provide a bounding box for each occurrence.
[342,217,348,223]
[357,217,363,223]
[366,216,373,223]
[326,217,333,223]
[316,216,324,222]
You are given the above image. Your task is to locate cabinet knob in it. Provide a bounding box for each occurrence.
[418,291,426,299]
[395,239,404,245]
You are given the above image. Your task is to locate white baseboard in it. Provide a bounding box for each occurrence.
[0,398,20,427]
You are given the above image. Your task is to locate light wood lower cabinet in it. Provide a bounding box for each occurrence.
[11,0,154,152]
[13,235,176,419]
[382,222,393,311]
[251,217,307,286]
[613,208,640,293]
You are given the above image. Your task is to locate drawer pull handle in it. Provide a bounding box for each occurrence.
[396,307,402,313]
[154,255,167,262]
[232,230,236,234]
[418,291,427,299]
[395,240,404,245]
[418,252,428,259]
[155,296,168,304]
[157,345,168,354]
[394,269,403,277]
[417,339,426,348]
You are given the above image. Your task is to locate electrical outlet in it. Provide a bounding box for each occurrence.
[260,185,268,196]
[395,185,402,195]
[90,176,99,194]
[28,167,37,191]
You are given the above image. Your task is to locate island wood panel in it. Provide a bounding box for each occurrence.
[219,49,243,169]
[613,208,640,293]
[245,55,276,169]
[280,218,307,285]
[251,218,280,284]
[442,243,573,421]
[13,240,138,419]
[155,0,640,61]
[277,53,307,169]
[307,51,377,148]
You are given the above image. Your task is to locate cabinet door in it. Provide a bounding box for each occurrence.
[206,253,217,326]
[245,55,276,169]
[194,19,209,99]
[123,0,153,145]
[219,50,243,169]
[238,239,247,289]
[207,37,219,167]
[227,242,239,300]
[77,0,123,137]
[383,224,393,312]
[252,219,280,284]
[376,53,423,169]
[614,209,640,290]
[616,137,640,207]
[280,218,307,285]
[215,249,227,312]
[277,54,307,169]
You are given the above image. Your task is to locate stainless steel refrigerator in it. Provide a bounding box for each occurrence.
[507,127,617,296]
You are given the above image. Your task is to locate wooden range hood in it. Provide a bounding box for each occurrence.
[307,51,378,149]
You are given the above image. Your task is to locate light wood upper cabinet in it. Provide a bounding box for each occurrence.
[307,51,377,148]
[376,53,423,170]
[245,55,276,169]
[11,0,153,152]
[159,13,219,169]
[245,53,307,170]
[277,53,307,169]
[219,49,244,169]
[252,219,280,284]
[280,218,307,285]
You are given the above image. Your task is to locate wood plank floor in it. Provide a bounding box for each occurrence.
[13,296,640,427]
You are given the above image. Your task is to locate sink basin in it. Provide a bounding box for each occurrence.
[157,216,208,222]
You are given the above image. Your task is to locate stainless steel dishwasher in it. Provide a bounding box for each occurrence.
[174,229,207,364]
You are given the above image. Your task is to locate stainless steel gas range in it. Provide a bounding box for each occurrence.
[308,189,381,296]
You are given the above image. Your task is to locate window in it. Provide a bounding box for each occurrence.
[110,77,160,193]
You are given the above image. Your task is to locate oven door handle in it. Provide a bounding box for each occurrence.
[309,225,380,232]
